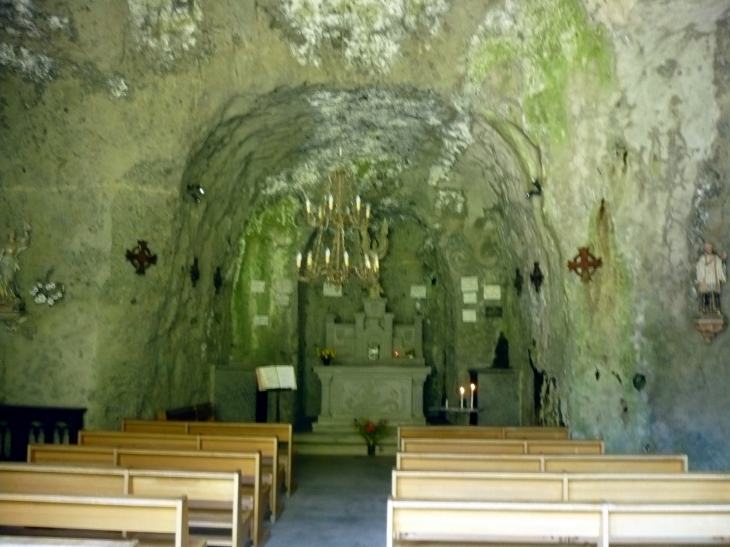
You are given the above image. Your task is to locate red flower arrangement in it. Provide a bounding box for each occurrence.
[353,418,388,450]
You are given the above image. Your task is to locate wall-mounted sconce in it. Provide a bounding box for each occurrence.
[514,268,524,295]
[187,184,205,203]
[530,262,544,293]
[526,179,542,199]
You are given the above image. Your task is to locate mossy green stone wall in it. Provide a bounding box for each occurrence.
[231,197,300,367]
[469,0,612,143]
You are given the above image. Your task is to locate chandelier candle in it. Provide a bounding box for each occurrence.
[470,383,476,409]
[459,386,465,409]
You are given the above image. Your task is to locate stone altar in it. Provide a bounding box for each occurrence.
[313,298,431,431]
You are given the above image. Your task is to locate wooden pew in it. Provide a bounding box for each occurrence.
[0,493,198,547]
[396,452,689,473]
[400,438,604,455]
[0,537,139,547]
[122,420,294,497]
[27,446,267,547]
[0,464,247,547]
[386,498,730,547]
[397,425,569,446]
[391,470,730,502]
[78,431,283,522]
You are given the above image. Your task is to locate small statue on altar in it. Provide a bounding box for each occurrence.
[0,221,31,313]
[696,242,727,315]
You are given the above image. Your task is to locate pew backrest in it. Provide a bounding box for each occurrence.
[400,438,604,455]
[391,470,730,502]
[79,431,199,450]
[386,498,730,547]
[397,426,569,446]
[28,444,116,466]
[396,452,689,473]
[0,493,189,547]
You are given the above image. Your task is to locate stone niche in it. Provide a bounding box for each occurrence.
[313,298,430,431]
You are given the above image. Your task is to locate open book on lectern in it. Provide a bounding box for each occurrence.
[255,365,297,391]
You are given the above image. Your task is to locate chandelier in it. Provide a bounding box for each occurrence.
[296,164,380,288]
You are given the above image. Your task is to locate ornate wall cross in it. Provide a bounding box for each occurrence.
[568,247,602,282]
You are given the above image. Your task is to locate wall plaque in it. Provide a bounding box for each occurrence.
[483,285,501,301]
[462,309,477,323]
[461,276,479,293]
[410,285,427,299]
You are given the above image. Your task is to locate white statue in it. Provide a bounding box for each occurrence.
[360,219,389,298]
[0,221,31,311]
[696,242,726,315]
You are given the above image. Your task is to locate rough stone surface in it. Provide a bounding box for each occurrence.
[0,0,728,470]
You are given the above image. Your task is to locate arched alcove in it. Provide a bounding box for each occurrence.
[131,84,567,433]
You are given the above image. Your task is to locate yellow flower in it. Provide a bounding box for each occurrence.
[316,347,336,359]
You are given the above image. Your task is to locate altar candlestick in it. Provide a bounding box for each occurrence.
[470,383,476,409]
[459,386,465,409]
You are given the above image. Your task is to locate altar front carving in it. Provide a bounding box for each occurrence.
[313,365,430,430]
[313,298,430,431]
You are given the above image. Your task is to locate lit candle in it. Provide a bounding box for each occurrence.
[305,198,311,215]
[325,248,331,264]
[365,203,371,220]
[470,383,476,409]
[306,251,313,269]
[328,194,334,211]
[296,252,302,269]
[356,195,361,213]
[344,251,349,268]
[364,254,371,269]
[459,386,465,409]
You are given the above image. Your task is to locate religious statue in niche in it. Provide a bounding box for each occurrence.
[694,242,727,343]
[0,221,31,322]
[696,242,726,314]
[360,219,389,298]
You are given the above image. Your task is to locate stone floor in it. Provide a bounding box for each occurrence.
[265,454,394,547]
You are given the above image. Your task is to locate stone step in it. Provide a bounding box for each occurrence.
[293,431,397,456]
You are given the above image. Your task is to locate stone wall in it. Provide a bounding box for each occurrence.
[1,0,728,469]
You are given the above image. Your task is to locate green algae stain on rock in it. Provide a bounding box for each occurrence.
[231,197,300,366]
[468,0,613,144]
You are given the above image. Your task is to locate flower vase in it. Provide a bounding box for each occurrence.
[321,358,331,366]
[367,443,376,456]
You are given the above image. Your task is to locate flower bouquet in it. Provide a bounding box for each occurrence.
[316,347,336,365]
[354,418,388,455]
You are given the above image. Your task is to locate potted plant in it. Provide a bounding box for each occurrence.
[316,347,336,365]
[354,418,388,456]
